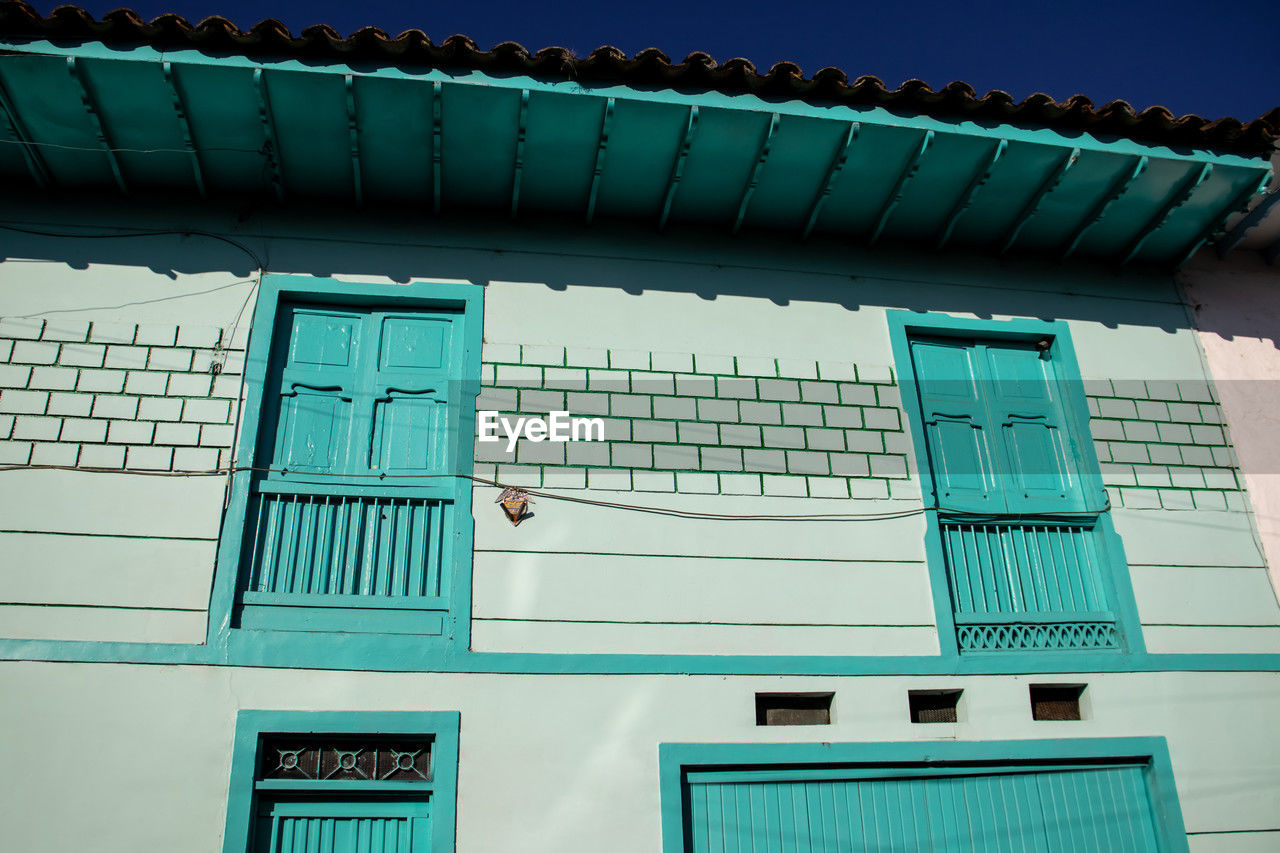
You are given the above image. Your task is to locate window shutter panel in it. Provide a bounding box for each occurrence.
[983,343,1089,513]
[368,313,459,474]
[909,338,1003,513]
[271,309,362,474]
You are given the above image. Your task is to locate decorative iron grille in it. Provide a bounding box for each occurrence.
[941,519,1120,652]
[260,736,432,783]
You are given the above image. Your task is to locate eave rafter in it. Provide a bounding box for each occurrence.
[658,105,699,232]
[161,60,205,198]
[67,56,126,194]
[344,74,362,207]
[802,121,859,240]
[584,97,615,225]
[1061,155,1148,261]
[732,112,779,234]
[252,67,284,202]
[869,130,934,246]
[0,73,51,188]
[1215,181,1280,259]
[430,80,442,214]
[1178,171,1273,267]
[936,139,1006,250]
[999,148,1080,255]
[510,89,529,218]
[1120,162,1212,265]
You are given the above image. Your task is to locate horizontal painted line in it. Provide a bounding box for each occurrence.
[1128,563,1268,570]
[474,617,934,628]
[1185,829,1280,835]
[0,528,217,542]
[1141,622,1280,628]
[0,602,205,612]
[2,637,1279,675]
[474,549,922,564]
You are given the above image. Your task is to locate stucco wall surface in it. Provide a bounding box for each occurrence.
[1181,251,1280,602]
[0,203,1277,655]
[0,662,1277,852]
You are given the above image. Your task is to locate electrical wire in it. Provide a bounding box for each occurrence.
[0,461,1113,523]
[0,222,266,270]
[0,138,261,156]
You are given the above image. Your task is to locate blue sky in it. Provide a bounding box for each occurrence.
[46,0,1280,121]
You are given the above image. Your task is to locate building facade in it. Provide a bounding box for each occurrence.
[1,3,1279,850]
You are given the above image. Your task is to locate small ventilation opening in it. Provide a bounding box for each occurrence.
[909,690,961,723]
[755,693,833,726]
[1030,684,1085,720]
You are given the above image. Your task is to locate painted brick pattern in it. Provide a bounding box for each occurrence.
[1085,379,1245,511]
[0,318,243,470]
[474,344,914,499]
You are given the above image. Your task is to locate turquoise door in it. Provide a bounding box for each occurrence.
[685,765,1163,852]
[254,798,431,852]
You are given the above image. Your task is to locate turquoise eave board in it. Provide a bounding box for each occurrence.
[0,41,1269,267]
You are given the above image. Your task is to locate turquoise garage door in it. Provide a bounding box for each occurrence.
[685,764,1165,852]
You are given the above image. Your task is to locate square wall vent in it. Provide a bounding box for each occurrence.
[909,690,962,723]
[755,693,834,726]
[1030,684,1085,721]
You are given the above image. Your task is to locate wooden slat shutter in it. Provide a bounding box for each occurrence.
[685,765,1162,852]
[983,342,1090,513]
[239,303,463,634]
[270,308,362,474]
[909,337,1002,513]
[255,798,431,852]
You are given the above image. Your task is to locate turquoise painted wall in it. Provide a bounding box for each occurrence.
[0,198,1274,658]
[0,198,1279,851]
[0,662,1277,851]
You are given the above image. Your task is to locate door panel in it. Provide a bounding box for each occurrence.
[686,765,1162,852]
[255,798,431,853]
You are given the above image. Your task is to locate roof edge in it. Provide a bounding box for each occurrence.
[0,1,1276,157]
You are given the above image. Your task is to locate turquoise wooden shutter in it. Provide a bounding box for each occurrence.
[270,309,362,474]
[983,342,1090,513]
[238,303,464,634]
[909,337,1002,513]
[906,332,1121,652]
[369,313,458,475]
[685,765,1162,852]
[255,798,431,852]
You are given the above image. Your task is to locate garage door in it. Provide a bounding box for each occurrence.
[684,764,1163,852]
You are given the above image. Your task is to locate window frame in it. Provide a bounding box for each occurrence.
[208,274,484,657]
[222,710,460,853]
[886,310,1145,659]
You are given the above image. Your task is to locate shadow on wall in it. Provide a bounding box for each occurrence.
[1182,254,1280,348]
[0,195,1195,336]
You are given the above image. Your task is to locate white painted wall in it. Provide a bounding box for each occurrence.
[0,662,1277,851]
[1181,251,1280,602]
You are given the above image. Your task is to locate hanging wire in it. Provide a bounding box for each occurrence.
[0,461,1113,523]
[0,222,266,270]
